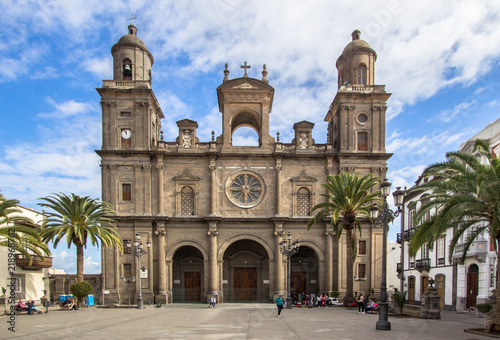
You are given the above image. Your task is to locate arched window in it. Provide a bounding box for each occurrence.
[180,186,195,215]
[356,64,367,85]
[297,187,311,216]
[123,59,132,80]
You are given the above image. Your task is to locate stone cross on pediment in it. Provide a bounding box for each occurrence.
[241,61,251,77]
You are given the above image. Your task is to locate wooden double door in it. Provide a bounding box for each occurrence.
[234,268,257,301]
[291,272,307,299]
[184,272,201,302]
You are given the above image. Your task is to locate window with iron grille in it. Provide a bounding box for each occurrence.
[297,187,310,216]
[180,186,195,215]
[358,263,366,278]
[358,240,366,255]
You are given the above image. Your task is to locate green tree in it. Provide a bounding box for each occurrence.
[70,281,93,305]
[39,193,123,282]
[307,172,381,305]
[408,139,500,331]
[0,196,50,263]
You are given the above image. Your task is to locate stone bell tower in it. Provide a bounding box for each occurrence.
[98,24,163,153]
[325,29,391,179]
[216,63,275,152]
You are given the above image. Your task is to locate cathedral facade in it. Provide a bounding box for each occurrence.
[97,26,391,304]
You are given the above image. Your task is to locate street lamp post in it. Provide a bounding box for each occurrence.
[121,276,135,305]
[279,232,300,309]
[370,180,404,331]
[126,232,151,309]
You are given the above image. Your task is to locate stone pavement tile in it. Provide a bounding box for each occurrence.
[0,305,491,340]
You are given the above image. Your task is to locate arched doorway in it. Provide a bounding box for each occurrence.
[222,239,270,302]
[467,264,479,308]
[408,276,415,303]
[435,274,445,309]
[290,246,319,303]
[172,246,204,302]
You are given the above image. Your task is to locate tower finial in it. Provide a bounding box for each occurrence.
[262,64,268,84]
[223,63,230,83]
[352,29,361,41]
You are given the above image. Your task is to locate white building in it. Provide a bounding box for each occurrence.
[453,118,500,310]
[398,118,500,311]
[0,203,52,303]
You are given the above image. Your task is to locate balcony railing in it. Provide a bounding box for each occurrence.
[396,228,416,244]
[101,80,151,90]
[15,254,53,271]
[452,239,488,262]
[415,258,431,272]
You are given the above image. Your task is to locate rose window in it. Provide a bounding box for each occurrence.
[226,172,265,208]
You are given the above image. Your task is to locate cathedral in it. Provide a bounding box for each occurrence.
[97,25,391,304]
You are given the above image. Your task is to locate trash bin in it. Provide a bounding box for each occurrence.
[85,295,94,306]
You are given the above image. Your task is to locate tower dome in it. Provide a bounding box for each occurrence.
[111,24,154,82]
[336,30,377,88]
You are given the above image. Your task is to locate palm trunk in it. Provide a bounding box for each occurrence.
[76,245,84,283]
[493,244,500,332]
[344,228,354,305]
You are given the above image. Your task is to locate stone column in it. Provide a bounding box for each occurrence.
[325,230,334,293]
[156,222,167,303]
[209,158,217,216]
[134,165,142,213]
[144,164,152,215]
[110,165,118,209]
[274,226,285,296]
[275,158,282,216]
[157,157,165,215]
[207,221,219,301]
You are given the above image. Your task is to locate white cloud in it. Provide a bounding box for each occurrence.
[39,98,97,118]
[83,57,112,79]
[432,101,475,123]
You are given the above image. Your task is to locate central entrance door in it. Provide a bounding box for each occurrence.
[291,272,306,300]
[184,272,201,302]
[234,268,257,301]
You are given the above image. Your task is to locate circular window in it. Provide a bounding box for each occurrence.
[357,113,368,125]
[226,171,265,208]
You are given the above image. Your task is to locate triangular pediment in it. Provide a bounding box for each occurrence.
[232,82,258,89]
[290,170,318,183]
[293,120,315,129]
[173,168,201,181]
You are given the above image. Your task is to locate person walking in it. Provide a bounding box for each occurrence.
[357,294,365,314]
[275,294,284,317]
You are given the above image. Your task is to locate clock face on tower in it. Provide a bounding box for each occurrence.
[121,129,132,139]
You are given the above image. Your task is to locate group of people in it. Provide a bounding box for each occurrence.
[356,294,378,314]
[16,299,46,315]
[59,296,79,310]
[208,295,216,308]
[294,292,332,307]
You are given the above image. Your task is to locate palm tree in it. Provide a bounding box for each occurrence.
[39,193,123,283]
[0,196,50,264]
[307,172,381,305]
[408,139,500,331]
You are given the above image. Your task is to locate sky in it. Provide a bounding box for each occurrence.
[1,0,500,274]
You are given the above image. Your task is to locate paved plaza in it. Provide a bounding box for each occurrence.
[0,304,492,340]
